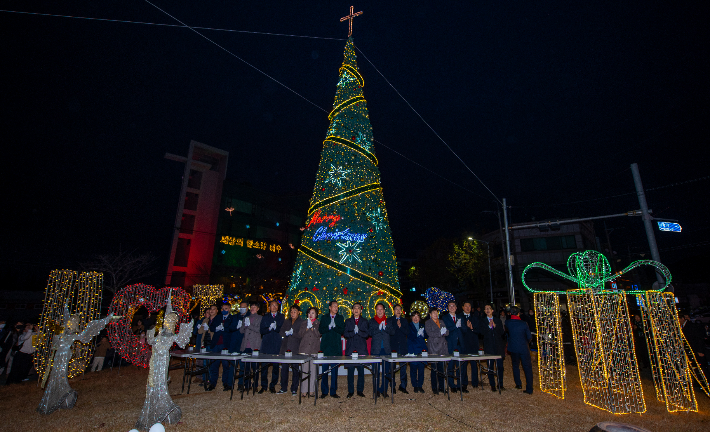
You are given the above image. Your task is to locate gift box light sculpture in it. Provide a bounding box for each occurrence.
[521,250,704,414]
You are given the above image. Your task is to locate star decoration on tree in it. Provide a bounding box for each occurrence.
[290,265,302,288]
[356,131,372,151]
[325,164,351,187]
[337,241,363,264]
[337,70,356,87]
[366,207,387,232]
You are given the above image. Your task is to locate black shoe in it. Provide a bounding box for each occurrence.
[491,387,497,392]
[207,385,215,391]
[258,388,266,394]
[523,390,533,395]
[347,392,354,398]
[515,385,523,389]
[357,391,366,397]
[398,386,408,394]
[223,386,232,391]
[432,390,439,395]
[320,393,328,399]
[237,385,244,391]
[461,387,469,393]
[451,387,459,393]
[331,393,340,398]
[276,389,287,394]
[381,392,389,398]
[498,386,506,391]
[392,387,396,394]
[419,387,425,393]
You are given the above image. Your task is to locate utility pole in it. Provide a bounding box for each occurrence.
[502,198,516,305]
[630,163,666,288]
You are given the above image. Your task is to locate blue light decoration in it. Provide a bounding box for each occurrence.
[276,222,280,227]
[311,226,368,242]
[246,225,250,229]
[221,250,226,254]
[424,287,455,311]
[658,221,682,232]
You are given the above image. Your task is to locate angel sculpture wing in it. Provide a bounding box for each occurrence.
[145,327,157,347]
[174,319,194,349]
[77,314,114,344]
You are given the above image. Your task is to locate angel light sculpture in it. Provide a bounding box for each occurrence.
[37,306,114,414]
[135,292,193,430]
[522,250,676,414]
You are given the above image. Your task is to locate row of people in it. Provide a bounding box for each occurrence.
[191,299,534,397]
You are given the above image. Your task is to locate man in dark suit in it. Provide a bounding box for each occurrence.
[208,303,234,391]
[481,303,506,391]
[319,300,345,398]
[441,300,465,392]
[388,304,410,394]
[278,304,304,395]
[460,301,480,390]
[259,300,285,393]
[228,301,249,390]
[507,306,533,394]
[369,302,395,397]
[343,302,369,398]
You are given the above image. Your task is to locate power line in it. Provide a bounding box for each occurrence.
[0,9,345,40]
[353,43,502,205]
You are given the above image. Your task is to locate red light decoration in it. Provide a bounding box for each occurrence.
[307,210,342,228]
[378,271,383,276]
[108,284,191,368]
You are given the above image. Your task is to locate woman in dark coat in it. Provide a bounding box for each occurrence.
[407,311,428,393]
[481,303,506,391]
[424,308,449,395]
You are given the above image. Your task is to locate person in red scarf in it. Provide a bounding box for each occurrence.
[368,303,395,397]
[506,306,533,394]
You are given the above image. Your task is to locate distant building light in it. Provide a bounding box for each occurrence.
[278,258,282,262]
[657,221,681,232]
[410,287,416,292]
[276,222,280,227]
[221,250,226,254]
[246,225,250,229]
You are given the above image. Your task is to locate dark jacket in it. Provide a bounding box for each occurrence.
[343,316,369,355]
[192,319,203,349]
[228,311,249,353]
[441,312,464,354]
[279,317,305,354]
[318,314,345,356]
[208,312,233,349]
[461,312,480,354]
[260,312,285,354]
[369,318,395,355]
[407,321,427,354]
[505,317,532,355]
[387,316,410,355]
[480,315,506,357]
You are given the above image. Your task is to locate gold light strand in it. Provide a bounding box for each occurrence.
[534,292,566,398]
[192,285,224,316]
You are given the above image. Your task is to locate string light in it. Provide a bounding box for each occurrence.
[192,284,224,315]
[424,287,455,311]
[409,300,429,317]
[281,38,401,319]
[534,292,566,399]
[34,270,104,379]
[638,292,698,412]
[107,284,190,367]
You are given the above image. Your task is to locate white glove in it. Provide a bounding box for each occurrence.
[307,320,313,329]
[440,327,447,335]
[202,323,209,330]
[269,322,276,331]
[244,317,250,327]
[417,328,425,337]
[328,321,335,330]
[216,324,224,332]
[354,325,359,334]
[237,320,242,329]
[378,322,385,331]
[456,319,461,328]
[285,328,294,336]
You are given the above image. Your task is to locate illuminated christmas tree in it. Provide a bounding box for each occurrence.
[282,38,401,319]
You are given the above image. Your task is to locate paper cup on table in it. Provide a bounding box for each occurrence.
[391,351,398,358]
[317,351,324,359]
[201,348,207,353]
[453,351,459,357]
[352,351,358,359]
[252,350,259,356]
[478,350,484,355]
[221,349,228,355]
[421,351,428,357]
[285,350,292,357]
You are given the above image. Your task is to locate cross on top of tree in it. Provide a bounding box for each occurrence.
[340,6,363,37]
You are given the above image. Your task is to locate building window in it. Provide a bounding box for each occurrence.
[171,271,186,287]
[520,235,577,252]
[180,214,196,234]
[174,238,191,267]
[187,169,202,189]
[185,192,199,211]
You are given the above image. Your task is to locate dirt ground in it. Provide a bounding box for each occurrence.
[1,356,708,432]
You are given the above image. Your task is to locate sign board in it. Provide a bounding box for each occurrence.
[657,221,681,232]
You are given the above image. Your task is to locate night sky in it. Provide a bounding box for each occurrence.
[3,1,709,289]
